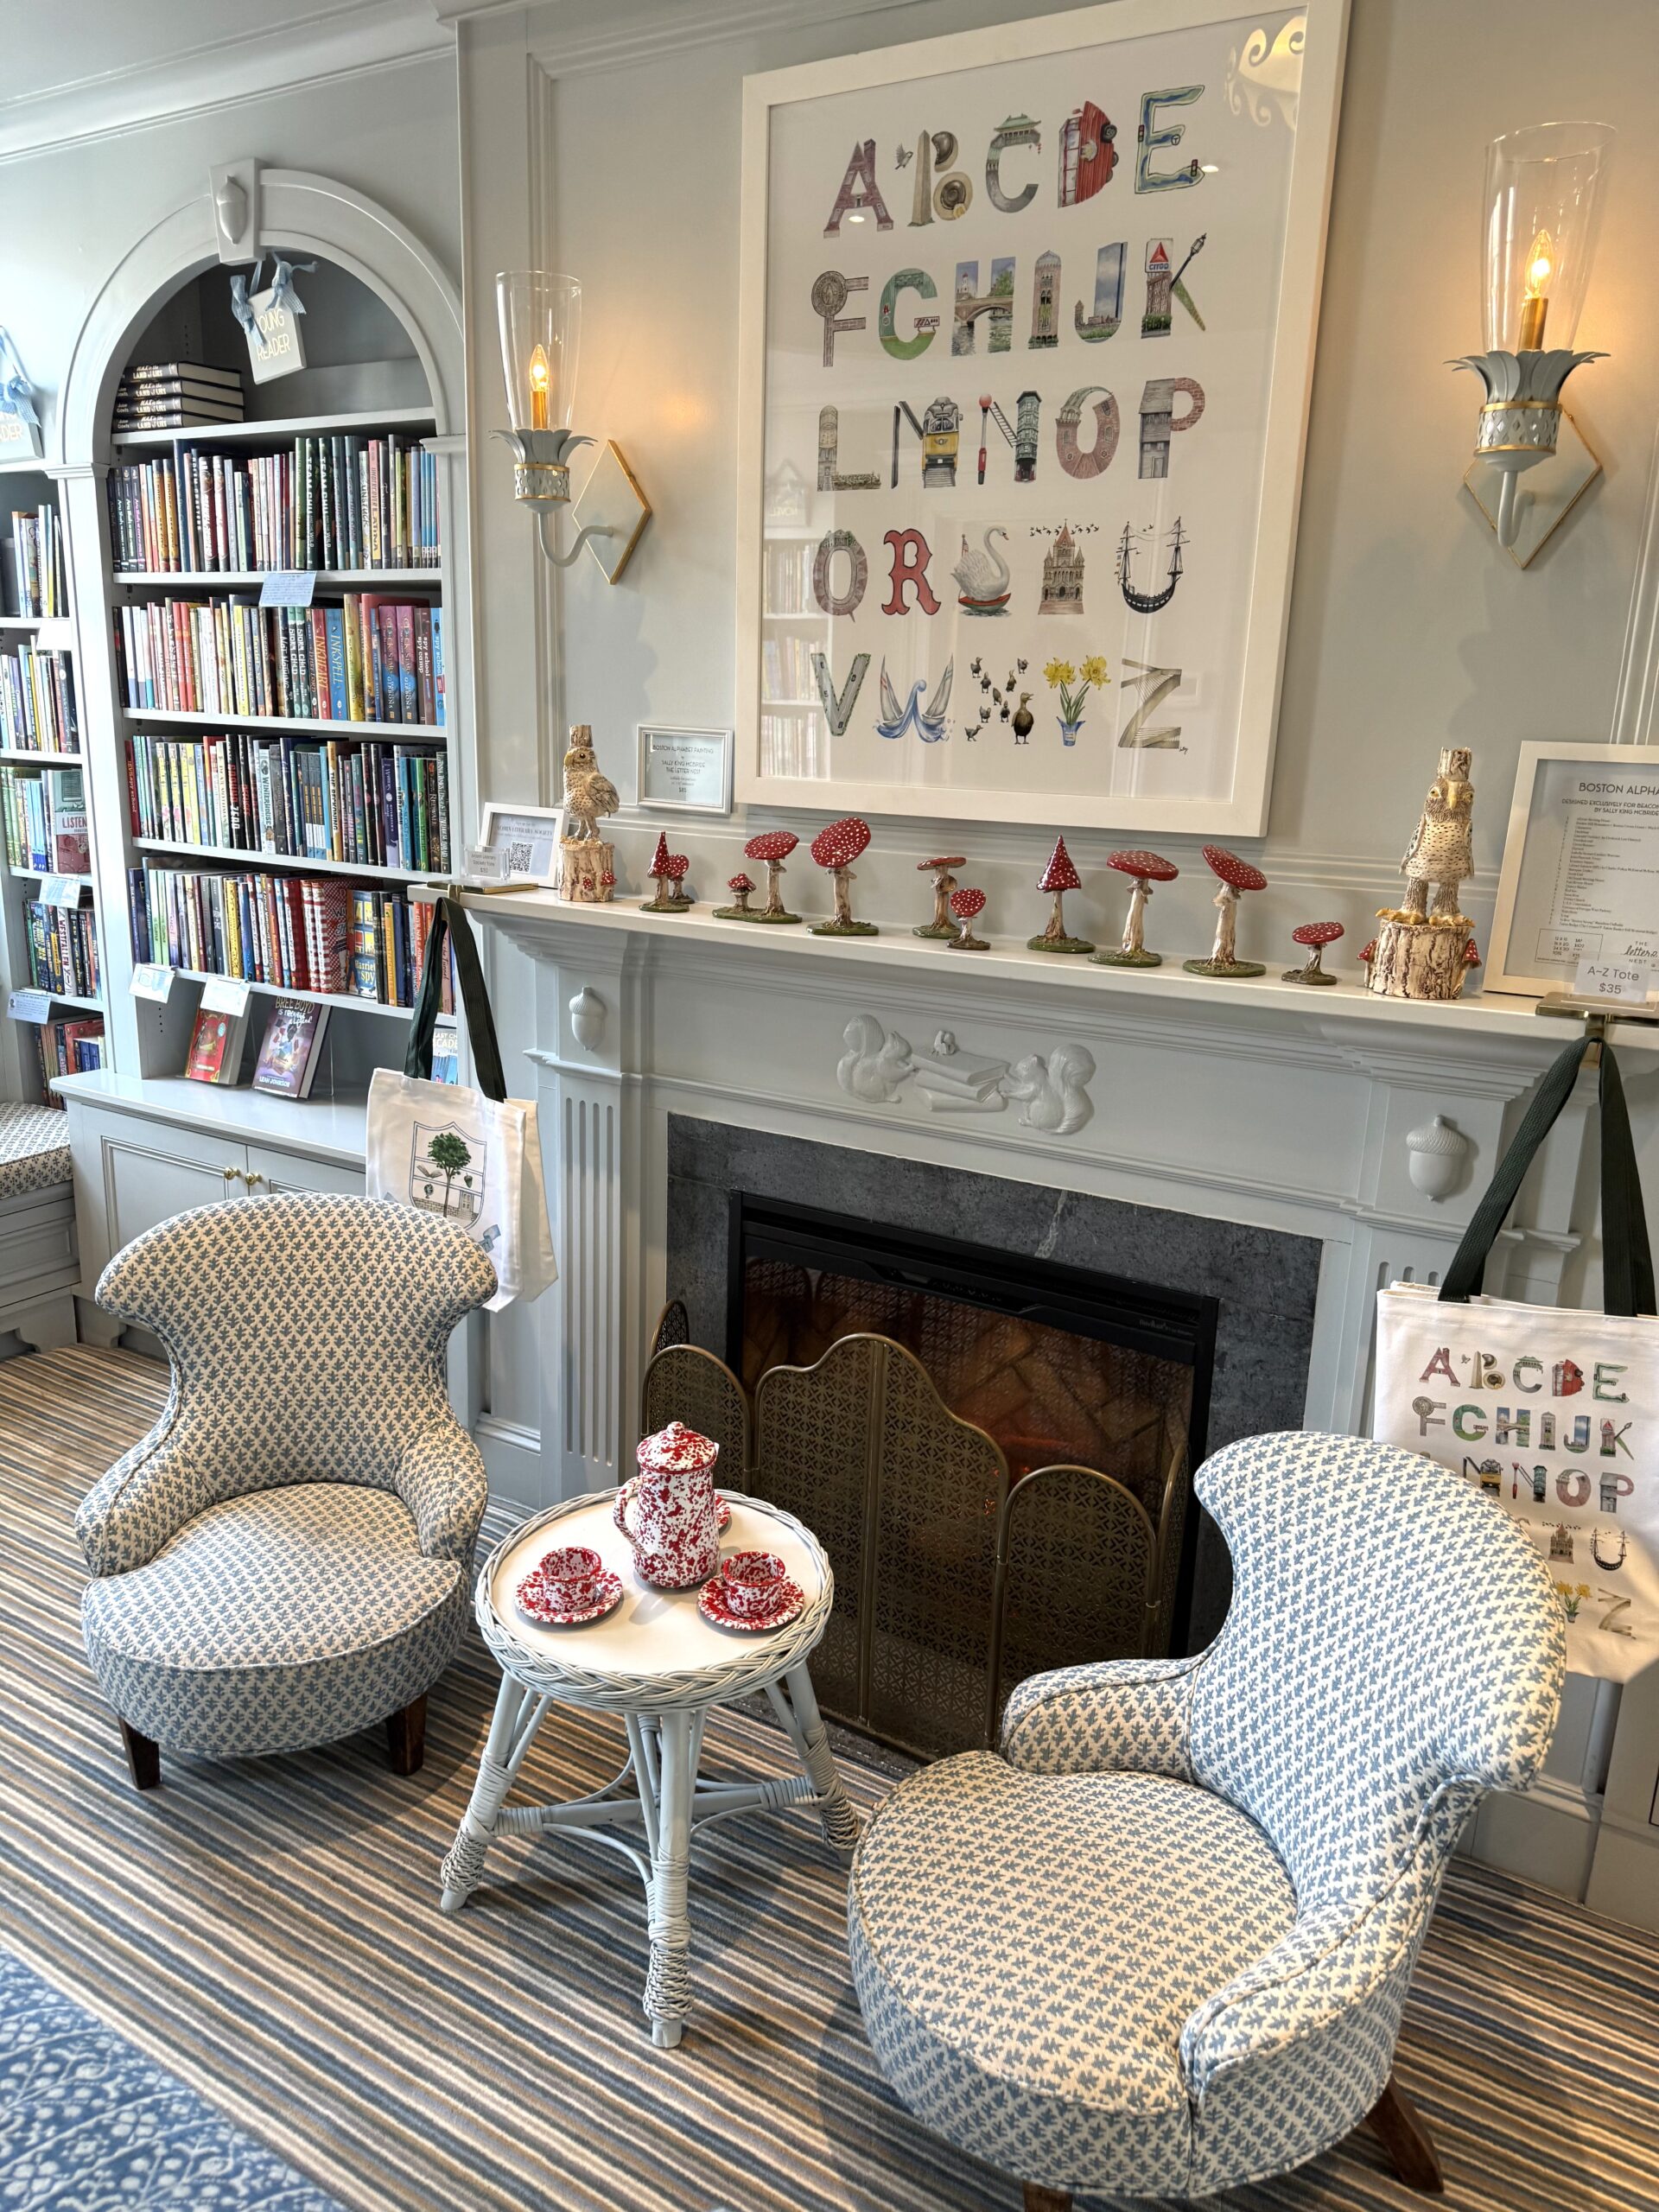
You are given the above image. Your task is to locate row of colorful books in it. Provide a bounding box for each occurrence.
[115,361,245,432]
[115,594,444,728]
[26,900,100,1000]
[108,433,441,575]
[126,732,451,874]
[0,645,79,753]
[128,862,455,1010]
[0,766,88,874]
[7,505,69,619]
[35,1014,105,1100]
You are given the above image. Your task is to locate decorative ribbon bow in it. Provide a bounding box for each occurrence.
[228,257,315,354]
[0,327,40,428]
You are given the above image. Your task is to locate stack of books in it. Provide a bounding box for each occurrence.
[26,899,100,998]
[0,644,79,752]
[0,764,88,873]
[114,363,245,434]
[349,889,454,1010]
[115,594,444,726]
[35,1014,105,1097]
[909,1043,1010,1115]
[8,505,68,618]
[107,431,440,573]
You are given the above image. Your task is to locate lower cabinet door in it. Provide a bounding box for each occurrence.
[245,1143,365,1199]
[99,1117,248,1256]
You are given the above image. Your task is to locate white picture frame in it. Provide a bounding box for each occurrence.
[476,802,566,888]
[734,0,1350,836]
[637,724,735,815]
[1487,741,1659,999]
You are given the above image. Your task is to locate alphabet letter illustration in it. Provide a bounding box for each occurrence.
[878,269,939,360]
[1135,86,1205,192]
[1058,102,1117,206]
[952,258,1015,355]
[1055,386,1120,479]
[986,115,1041,214]
[817,406,880,493]
[1075,243,1125,340]
[1117,659,1185,749]
[812,529,868,618]
[881,528,941,616]
[812,271,868,368]
[824,142,894,234]
[812,650,870,734]
[1138,375,1205,478]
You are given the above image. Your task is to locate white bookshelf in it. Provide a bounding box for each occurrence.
[121,708,446,739]
[111,405,436,452]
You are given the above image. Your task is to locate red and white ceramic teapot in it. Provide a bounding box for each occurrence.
[615,1420,721,1589]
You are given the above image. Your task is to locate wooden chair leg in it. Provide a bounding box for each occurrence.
[386,1694,428,1777]
[118,1718,160,1791]
[1023,2186,1072,2212]
[1364,2074,1444,2194]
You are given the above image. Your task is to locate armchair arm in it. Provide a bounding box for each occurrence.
[1000,1654,1204,1779]
[396,1421,488,1566]
[75,1389,199,1579]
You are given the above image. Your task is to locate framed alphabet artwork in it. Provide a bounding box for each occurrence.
[735,0,1349,834]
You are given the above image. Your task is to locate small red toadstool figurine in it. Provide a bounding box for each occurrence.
[1283,919,1344,986]
[641,832,694,914]
[809,816,877,937]
[1185,846,1268,978]
[741,830,801,925]
[947,885,989,952]
[915,854,969,940]
[1028,835,1094,956]
[715,871,755,919]
[1095,849,1179,969]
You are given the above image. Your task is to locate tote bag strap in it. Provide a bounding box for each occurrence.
[1439,1033,1655,1317]
[404,896,508,1103]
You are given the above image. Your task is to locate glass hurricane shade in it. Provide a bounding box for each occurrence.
[1482,123,1613,353]
[496,271,581,434]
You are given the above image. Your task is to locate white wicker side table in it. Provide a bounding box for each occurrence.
[438,1488,861,2048]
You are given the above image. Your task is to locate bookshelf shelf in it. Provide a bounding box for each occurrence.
[0,747,80,765]
[112,407,438,451]
[122,709,446,740]
[12,990,103,1015]
[167,969,414,1020]
[133,837,439,885]
[113,569,441,589]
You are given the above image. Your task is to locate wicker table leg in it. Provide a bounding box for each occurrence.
[440,1675,538,1912]
[644,1708,696,2049]
[769,1663,861,1856]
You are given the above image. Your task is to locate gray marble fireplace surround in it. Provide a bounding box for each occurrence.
[664,1116,1322,1647]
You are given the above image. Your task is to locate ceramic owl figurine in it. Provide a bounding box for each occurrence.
[1383,747,1474,927]
[562,724,620,844]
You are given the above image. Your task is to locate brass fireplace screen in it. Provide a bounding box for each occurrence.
[642,1317,1186,1760]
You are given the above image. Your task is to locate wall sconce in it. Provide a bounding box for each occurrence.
[1452,122,1614,551]
[495,270,651,583]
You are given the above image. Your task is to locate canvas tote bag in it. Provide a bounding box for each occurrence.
[366,897,556,1312]
[1374,1032,1657,1681]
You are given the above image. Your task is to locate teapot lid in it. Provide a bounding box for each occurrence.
[637,1419,720,1473]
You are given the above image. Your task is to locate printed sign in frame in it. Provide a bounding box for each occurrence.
[735,0,1350,834]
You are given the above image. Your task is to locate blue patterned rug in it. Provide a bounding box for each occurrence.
[0,1947,340,2209]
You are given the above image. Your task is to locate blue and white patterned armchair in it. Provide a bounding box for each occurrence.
[76,1194,497,1791]
[849,1430,1565,2207]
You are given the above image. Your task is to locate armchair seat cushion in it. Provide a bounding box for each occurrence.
[79,1483,467,1759]
[849,1751,1296,2195]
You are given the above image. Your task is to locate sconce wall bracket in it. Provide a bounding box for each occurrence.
[1451,346,1605,550]
[496,428,650,582]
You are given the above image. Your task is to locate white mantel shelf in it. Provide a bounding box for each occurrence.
[461,888,1659,1057]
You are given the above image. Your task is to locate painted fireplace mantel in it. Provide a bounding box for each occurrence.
[465,888,1659,1928]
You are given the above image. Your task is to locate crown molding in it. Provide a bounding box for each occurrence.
[0,1,453,164]
[514,0,920,79]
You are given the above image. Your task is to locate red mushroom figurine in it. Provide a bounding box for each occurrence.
[1463,938,1482,972]
[1358,938,1376,965]
[715,871,755,919]
[1095,849,1179,969]
[641,831,694,913]
[947,885,989,951]
[1028,835,1094,956]
[915,854,969,940]
[742,830,801,924]
[1284,919,1344,986]
[1185,846,1268,977]
[809,816,877,936]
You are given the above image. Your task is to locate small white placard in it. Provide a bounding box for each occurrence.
[41,874,83,908]
[259,570,317,608]
[130,963,175,1002]
[8,988,50,1021]
[201,974,253,1018]
[465,844,507,883]
[1573,956,1659,1005]
[637,725,734,815]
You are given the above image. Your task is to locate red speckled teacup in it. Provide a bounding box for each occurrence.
[719,1550,788,1619]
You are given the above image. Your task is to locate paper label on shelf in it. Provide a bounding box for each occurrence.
[1572,956,1659,1005]
[259,570,317,608]
[7,988,51,1022]
[200,975,253,1018]
[41,874,83,908]
[130,963,175,1002]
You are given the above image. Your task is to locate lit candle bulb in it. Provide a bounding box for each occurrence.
[1518,230,1553,350]
[528,343,550,431]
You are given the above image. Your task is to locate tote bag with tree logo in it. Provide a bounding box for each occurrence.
[366,897,556,1312]
[1374,1032,1656,1681]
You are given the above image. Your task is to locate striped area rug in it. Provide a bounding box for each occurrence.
[2,1346,1654,2212]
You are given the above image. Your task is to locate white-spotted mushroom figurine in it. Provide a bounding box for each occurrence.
[1185,845,1268,978]
[715,872,755,920]
[947,886,989,950]
[1284,919,1344,985]
[915,854,968,940]
[742,830,801,924]
[809,816,877,937]
[641,832,693,914]
[1027,835,1093,956]
[1095,849,1179,968]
